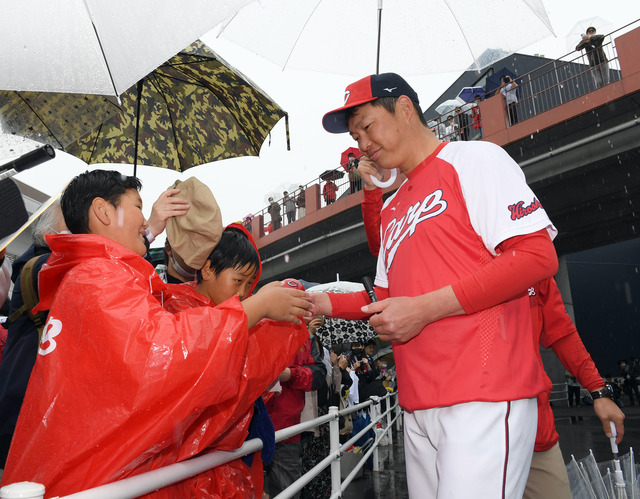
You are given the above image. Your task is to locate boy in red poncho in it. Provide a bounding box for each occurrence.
[0,170,312,498]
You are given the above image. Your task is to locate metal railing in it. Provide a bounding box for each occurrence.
[1,392,402,499]
[247,166,358,235]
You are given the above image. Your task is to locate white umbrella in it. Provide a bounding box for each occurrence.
[566,16,615,53]
[216,0,555,75]
[435,97,465,117]
[0,0,252,96]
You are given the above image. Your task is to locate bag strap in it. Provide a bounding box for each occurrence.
[7,255,48,342]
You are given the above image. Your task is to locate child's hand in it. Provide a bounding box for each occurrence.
[243,281,312,326]
[279,368,292,383]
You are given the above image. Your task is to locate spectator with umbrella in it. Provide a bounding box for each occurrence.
[576,26,610,89]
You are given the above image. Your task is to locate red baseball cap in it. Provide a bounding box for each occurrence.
[322,73,420,134]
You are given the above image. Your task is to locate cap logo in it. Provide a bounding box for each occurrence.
[343,90,351,105]
[383,87,397,93]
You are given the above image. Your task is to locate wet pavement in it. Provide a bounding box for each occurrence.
[341,403,640,498]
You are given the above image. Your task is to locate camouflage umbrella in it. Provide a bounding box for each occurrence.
[65,40,288,175]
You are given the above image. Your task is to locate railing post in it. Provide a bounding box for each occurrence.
[395,395,402,432]
[385,395,393,446]
[370,396,380,472]
[329,405,341,497]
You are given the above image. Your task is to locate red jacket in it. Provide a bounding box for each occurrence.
[0,233,307,498]
[530,278,603,451]
[265,338,314,443]
[323,181,338,202]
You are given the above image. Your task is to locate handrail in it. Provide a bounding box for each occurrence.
[0,392,401,499]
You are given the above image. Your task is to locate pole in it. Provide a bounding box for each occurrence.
[133,79,144,177]
[376,0,383,74]
[371,396,380,471]
[329,406,341,496]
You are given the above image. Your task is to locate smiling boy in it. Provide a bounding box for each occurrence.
[0,170,312,497]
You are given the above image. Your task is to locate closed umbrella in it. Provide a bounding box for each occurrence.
[216,0,555,75]
[66,41,288,175]
[0,0,252,97]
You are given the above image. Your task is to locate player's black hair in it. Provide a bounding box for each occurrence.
[61,170,142,234]
[196,228,259,284]
[344,96,429,128]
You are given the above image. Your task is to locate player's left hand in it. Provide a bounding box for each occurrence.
[362,286,464,343]
[594,397,625,444]
[362,296,429,343]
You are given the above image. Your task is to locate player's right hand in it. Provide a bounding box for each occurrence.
[357,156,383,190]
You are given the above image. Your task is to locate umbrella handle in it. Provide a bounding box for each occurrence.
[371,168,397,188]
[610,420,619,455]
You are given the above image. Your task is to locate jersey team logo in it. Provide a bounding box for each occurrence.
[382,189,448,272]
[508,198,542,220]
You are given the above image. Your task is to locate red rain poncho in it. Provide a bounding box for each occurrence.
[0,233,307,498]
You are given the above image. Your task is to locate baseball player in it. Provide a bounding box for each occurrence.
[359,175,626,499]
[309,73,559,498]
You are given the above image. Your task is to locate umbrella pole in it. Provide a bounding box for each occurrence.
[133,79,144,177]
[285,114,290,151]
[376,0,383,75]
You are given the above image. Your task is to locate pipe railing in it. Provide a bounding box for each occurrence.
[0,391,401,499]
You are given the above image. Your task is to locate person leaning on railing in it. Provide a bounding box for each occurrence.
[575,26,610,89]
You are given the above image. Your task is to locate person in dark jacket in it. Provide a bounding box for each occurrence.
[576,26,610,89]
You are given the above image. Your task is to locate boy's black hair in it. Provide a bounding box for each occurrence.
[344,96,429,128]
[61,170,142,234]
[196,227,260,284]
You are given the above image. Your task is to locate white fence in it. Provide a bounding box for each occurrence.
[0,392,402,499]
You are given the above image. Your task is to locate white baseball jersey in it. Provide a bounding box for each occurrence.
[375,140,557,411]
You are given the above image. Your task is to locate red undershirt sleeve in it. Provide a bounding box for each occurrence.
[362,188,383,257]
[550,332,605,392]
[451,228,558,315]
[328,287,390,320]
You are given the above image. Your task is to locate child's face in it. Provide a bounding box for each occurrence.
[199,262,258,305]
